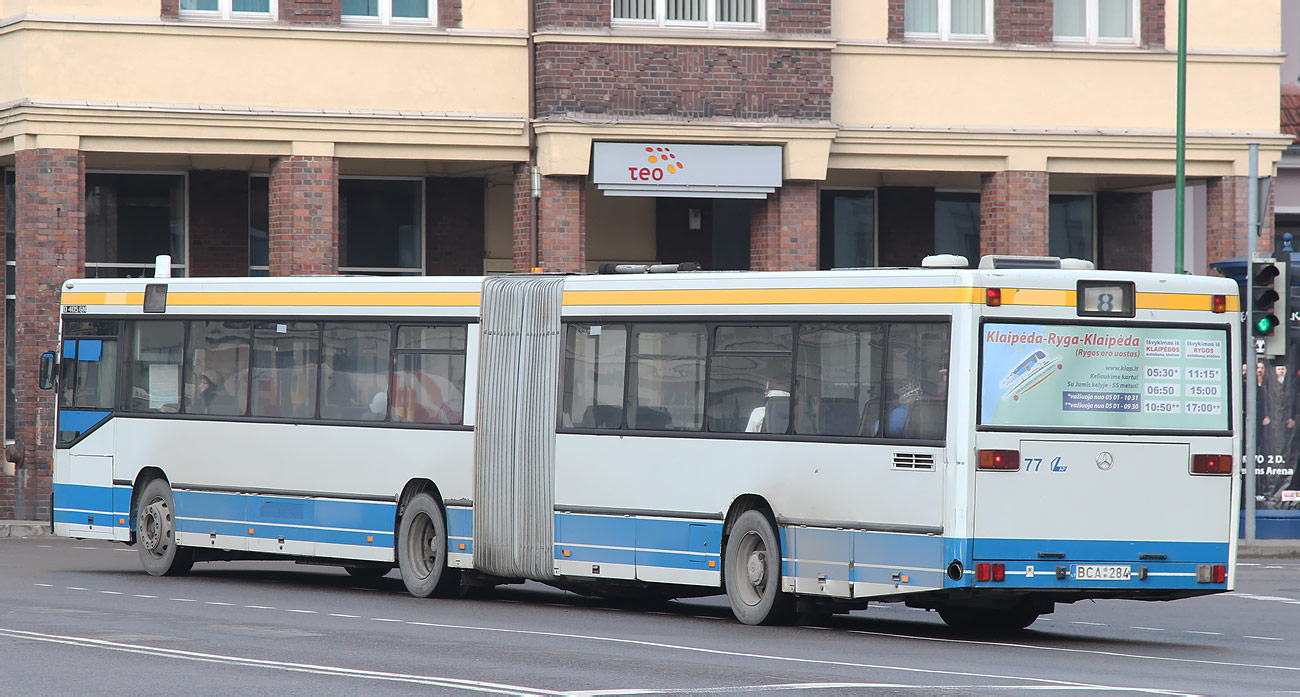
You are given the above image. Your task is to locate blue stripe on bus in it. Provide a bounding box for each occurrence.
[174,490,246,521]
[555,513,635,548]
[553,513,723,571]
[553,543,637,566]
[971,538,1230,562]
[53,483,114,514]
[316,498,395,532]
[447,506,473,554]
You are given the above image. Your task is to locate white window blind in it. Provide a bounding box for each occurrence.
[613,0,762,28]
[904,0,990,40]
[1054,0,1136,44]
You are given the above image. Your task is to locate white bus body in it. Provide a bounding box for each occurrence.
[48,265,1240,629]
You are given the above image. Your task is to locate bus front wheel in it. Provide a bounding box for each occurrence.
[397,492,457,598]
[723,510,792,625]
[136,479,193,577]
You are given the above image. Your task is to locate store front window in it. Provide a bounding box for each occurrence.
[1049,193,1095,261]
[934,191,980,264]
[820,190,876,269]
[339,178,423,275]
[86,173,186,278]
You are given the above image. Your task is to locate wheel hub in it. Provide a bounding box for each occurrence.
[745,549,767,586]
[141,501,167,552]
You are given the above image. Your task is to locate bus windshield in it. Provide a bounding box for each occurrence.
[979,321,1231,432]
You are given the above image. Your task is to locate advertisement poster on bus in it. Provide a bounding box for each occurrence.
[980,323,1232,432]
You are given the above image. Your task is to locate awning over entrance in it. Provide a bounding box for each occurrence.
[591,142,782,199]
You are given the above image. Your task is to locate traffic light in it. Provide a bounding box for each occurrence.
[1251,259,1287,357]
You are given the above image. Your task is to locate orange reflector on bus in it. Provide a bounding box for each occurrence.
[1211,294,1227,313]
[248,528,255,535]
[459,543,466,550]
[709,560,716,568]
[1192,454,1233,475]
[366,536,373,543]
[562,549,570,557]
[978,449,1020,470]
[986,288,1002,306]
[119,518,125,525]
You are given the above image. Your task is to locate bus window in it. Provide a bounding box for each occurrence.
[184,320,250,417]
[251,322,319,419]
[320,323,391,422]
[882,322,950,440]
[57,321,119,444]
[795,323,883,437]
[122,320,184,413]
[709,325,793,434]
[391,325,466,425]
[562,324,627,429]
[629,324,705,431]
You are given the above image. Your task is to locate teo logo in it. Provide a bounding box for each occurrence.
[628,146,687,181]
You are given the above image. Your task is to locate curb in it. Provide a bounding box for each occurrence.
[1238,544,1300,559]
[0,521,52,538]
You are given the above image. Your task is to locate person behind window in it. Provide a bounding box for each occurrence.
[745,388,790,433]
[195,370,235,415]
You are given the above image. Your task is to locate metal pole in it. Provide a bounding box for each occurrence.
[1174,0,1188,274]
[1245,142,1259,544]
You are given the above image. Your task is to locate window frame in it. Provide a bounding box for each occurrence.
[341,0,438,27]
[338,175,426,276]
[611,0,766,31]
[85,169,189,279]
[178,0,277,22]
[1052,0,1140,46]
[1048,191,1097,263]
[819,187,878,271]
[903,0,994,42]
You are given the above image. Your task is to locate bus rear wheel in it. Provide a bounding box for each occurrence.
[136,479,193,577]
[397,492,458,598]
[723,510,792,625]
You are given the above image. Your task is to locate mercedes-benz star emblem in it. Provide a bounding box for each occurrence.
[1096,452,1115,471]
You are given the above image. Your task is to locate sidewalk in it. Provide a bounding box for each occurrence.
[0,520,51,538]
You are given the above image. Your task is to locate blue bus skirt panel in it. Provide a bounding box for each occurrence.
[553,512,722,585]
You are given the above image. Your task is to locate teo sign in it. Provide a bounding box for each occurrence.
[591,142,782,199]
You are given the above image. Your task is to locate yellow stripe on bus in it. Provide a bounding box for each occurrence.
[61,291,481,308]
[563,287,982,306]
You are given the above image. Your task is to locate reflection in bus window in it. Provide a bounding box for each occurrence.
[122,321,184,413]
[251,322,319,419]
[710,325,793,434]
[184,320,250,416]
[321,322,391,421]
[629,324,705,431]
[562,324,628,429]
[795,323,883,437]
[390,325,466,425]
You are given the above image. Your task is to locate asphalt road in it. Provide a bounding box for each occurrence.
[1,537,1298,695]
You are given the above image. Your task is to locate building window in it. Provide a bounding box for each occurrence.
[612,0,763,29]
[249,175,269,277]
[179,0,275,20]
[820,190,876,269]
[1050,194,1095,261]
[904,0,991,41]
[340,178,424,275]
[934,192,980,265]
[342,0,436,25]
[86,173,187,279]
[1053,0,1137,45]
[4,169,14,442]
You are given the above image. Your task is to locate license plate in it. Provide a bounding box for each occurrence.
[1072,564,1131,581]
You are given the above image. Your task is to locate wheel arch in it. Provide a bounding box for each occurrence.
[128,467,169,544]
[721,493,779,579]
[395,478,446,539]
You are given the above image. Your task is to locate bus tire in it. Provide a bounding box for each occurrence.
[397,492,454,598]
[136,479,193,577]
[724,509,792,625]
[938,606,1039,633]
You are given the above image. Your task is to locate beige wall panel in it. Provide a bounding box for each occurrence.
[462,0,526,32]
[833,52,1279,133]
[5,0,156,17]
[831,0,887,42]
[1185,0,1279,52]
[586,183,657,263]
[483,181,514,261]
[19,26,527,116]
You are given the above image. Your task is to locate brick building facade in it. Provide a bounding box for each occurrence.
[0,0,1290,518]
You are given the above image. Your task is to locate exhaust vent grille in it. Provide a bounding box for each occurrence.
[893,452,936,470]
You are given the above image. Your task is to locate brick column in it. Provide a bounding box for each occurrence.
[751,182,818,271]
[536,175,585,274]
[980,170,1049,257]
[13,149,85,521]
[511,163,536,272]
[189,171,251,277]
[0,169,7,514]
[1206,175,1273,266]
[268,156,338,276]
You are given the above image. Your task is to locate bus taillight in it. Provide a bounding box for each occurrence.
[1196,564,1227,583]
[1191,454,1233,475]
[985,288,1002,306]
[978,449,1019,470]
[1211,294,1227,313]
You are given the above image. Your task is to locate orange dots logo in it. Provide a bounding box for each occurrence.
[630,146,686,181]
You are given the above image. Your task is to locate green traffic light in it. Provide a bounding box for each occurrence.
[1255,314,1279,335]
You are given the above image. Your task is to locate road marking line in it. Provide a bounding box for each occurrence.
[329,614,360,618]
[170,598,197,603]
[99,591,123,595]
[391,621,1188,694]
[1131,627,1165,632]
[134,594,156,599]
[74,546,98,550]
[205,602,233,606]
[0,627,560,695]
[1072,621,1107,626]
[286,609,316,614]
[1244,636,1285,641]
[1231,593,1300,605]
[372,618,401,623]
[244,605,274,610]
[66,587,87,591]
[569,683,1146,695]
[1265,566,1284,570]
[34,583,52,588]
[1187,631,1224,636]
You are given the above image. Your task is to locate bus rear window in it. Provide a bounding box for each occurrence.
[979,322,1230,432]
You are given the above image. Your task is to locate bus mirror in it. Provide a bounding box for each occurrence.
[39,352,56,390]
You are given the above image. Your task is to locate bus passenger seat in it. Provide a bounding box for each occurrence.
[817,397,859,436]
[633,405,672,430]
[858,399,881,437]
[582,404,623,429]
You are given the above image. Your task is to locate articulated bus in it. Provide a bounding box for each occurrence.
[45,256,1241,630]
